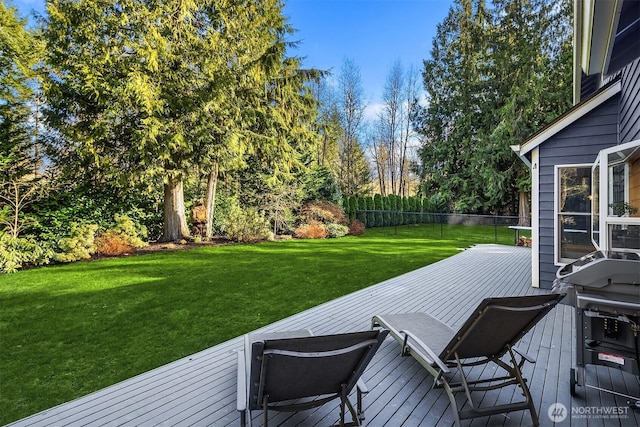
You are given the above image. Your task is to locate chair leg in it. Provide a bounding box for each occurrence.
[440,379,462,427]
[262,395,269,427]
[340,385,346,426]
[240,410,246,427]
[357,387,365,421]
[507,347,539,426]
[455,356,477,411]
[344,398,361,426]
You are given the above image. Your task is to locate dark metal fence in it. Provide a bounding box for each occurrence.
[355,211,532,244]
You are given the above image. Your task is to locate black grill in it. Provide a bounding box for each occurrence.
[553,250,640,408]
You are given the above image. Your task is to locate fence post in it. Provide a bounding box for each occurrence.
[494,215,498,243]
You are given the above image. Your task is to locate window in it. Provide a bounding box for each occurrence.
[592,140,640,252]
[557,165,595,263]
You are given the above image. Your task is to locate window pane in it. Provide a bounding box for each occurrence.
[560,214,594,259]
[559,167,591,213]
[610,224,640,250]
[609,164,626,215]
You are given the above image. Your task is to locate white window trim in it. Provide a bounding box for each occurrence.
[554,163,594,266]
[595,139,640,252]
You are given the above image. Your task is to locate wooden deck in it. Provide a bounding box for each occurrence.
[8,244,639,427]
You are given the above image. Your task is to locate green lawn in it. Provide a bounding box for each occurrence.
[0,224,516,424]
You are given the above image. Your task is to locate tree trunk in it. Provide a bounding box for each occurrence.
[518,191,530,226]
[205,162,219,238]
[162,176,189,242]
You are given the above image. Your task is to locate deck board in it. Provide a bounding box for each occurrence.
[8,244,639,427]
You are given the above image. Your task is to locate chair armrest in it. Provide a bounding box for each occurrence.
[356,378,369,394]
[400,330,450,374]
[236,349,247,412]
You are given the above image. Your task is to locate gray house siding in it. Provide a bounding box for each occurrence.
[620,58,640,143]
[536,95,620,289]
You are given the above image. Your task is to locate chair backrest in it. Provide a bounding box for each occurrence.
[247,330,387,410]
[440,293,564,361]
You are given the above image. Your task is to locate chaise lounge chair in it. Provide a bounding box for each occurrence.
[371,293,564,426]
[236,328,388,427]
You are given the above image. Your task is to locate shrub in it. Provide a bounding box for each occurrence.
[27,191,163,243]
[95,231,135,256]
[54,223,98,263]
[303,166,341,204]
[294,220,329,239]
[348,219,365,236]
[300,201,347,225]
[357,197,367,226]
[110,214,148,248]
[225,206,273,243]
[366,196,375,227]
[326,222,349,238]
[0,234,53,273]
[374,194,383,227]
[210,192,238,236]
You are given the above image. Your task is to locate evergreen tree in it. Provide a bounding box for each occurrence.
[366,196,375,227]
[383,194,391,226]
[357,196,367,226]
[348,195,358,221]
[417,0,490,213]
[415,196,423,223]
[343,195,352,219]
[43,0,291,241]
[408,197,417,224]
[402,196,410,225]
[0,3,43,181]
[309,76,341,175]
[478,0,572,217]
[416,0,571,216]
[373,193,383,227]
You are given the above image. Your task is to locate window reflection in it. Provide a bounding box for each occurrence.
[558,166,594,262]
[610,224,640,250]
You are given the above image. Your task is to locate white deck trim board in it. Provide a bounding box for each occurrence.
[531,148,541,288]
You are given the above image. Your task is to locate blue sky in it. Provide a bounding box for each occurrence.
[10,0,453,111]
[283,0,453,104]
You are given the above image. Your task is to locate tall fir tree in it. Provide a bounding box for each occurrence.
[416,0,572,216]
[0,2,43,182]
[43,0,293,241]
[417,0,490,213]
